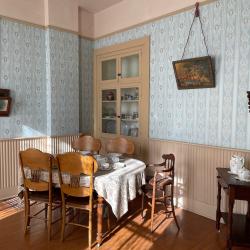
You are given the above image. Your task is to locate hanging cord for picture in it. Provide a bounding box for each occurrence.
[181,2,209,59]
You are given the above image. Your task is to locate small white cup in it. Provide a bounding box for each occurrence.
[101,163,110,170]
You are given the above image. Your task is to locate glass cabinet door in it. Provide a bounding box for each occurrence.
[101,58,117,81]
[120,87,139,137]
[121,54,139,79]
[102,89,117,134]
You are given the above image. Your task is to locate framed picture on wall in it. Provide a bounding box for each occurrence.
[172,56,215,89]
[0,97,11,116]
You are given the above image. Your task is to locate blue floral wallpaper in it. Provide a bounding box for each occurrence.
[94,0,250,150]
[0,18,47,138]
[79,37,93,134]
[0,18,80,138]
[46,28,79,136]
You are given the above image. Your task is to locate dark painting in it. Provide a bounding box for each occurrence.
[173,56,215,89]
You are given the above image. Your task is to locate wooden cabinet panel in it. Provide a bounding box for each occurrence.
[94,37,149,160]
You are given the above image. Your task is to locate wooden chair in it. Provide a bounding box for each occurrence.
[72,135,101,154]
[141,154,180,232]
[106,137,135,155]
[56,153,98,250]
[19,148,61,240]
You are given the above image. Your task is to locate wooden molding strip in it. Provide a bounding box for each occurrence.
[150,137,250,153]
[0,134,81,142]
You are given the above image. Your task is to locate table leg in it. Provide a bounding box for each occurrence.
[227,189,235,250]
[247,201,250,220]
[97,196,104,247]
[216,179,222,231]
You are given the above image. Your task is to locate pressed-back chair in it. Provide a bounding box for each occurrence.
[56,153,98,249]
[141,154,180,232]
[106,137,135,155]
[19,148,61,239]
[72,135,101,154]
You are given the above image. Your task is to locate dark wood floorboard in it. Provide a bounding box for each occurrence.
[0,197,248,250]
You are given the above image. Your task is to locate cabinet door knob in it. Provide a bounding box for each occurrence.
[117,115,121,118]
[117,73,122,77]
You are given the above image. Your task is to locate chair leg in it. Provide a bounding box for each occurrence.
[88,210,92,250]
[24,191,30,233]
[171,186,180,230]
[61,204,66,241]
[45,203,48,224]
[150,195,155,232]
[48,203,52,240]
[141,193,145,219]
[107,206,111,232]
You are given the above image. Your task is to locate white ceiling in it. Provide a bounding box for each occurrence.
[78,0,123,13]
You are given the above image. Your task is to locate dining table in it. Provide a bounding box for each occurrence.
[22,155,146,246]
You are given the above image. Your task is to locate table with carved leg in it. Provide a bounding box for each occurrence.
[216,168,250,250]
[94,158,146,247]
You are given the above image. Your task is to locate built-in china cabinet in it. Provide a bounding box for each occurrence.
[93,37,149,159]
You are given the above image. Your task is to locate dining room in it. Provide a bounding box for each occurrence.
[0,0,250,249]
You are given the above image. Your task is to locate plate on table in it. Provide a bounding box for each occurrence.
[113,162,126,170]
[99,163,113,171]
[80,150,91,155]
[107,153,122,163]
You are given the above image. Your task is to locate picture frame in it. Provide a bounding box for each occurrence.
[0,96,12,116]
[172,56,215,90]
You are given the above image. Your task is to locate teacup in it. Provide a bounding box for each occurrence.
[100,163,110,170]
[109,156,119,163]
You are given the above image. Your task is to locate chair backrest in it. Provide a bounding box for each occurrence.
[161,154,175,177]
[56,153,98,198]
[19,148,53,192]
[106,137,135,155]
[72,135,101,154]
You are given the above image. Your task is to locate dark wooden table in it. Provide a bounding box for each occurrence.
[216,168,250,249]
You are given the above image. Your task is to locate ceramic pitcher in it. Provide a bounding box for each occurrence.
[230,155,244,174]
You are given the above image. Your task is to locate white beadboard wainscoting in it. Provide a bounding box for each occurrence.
[0,135,78,200]
[149,139,250,221]
[1,136,250,221]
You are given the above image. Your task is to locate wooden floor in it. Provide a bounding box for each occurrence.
[0,197,247,250]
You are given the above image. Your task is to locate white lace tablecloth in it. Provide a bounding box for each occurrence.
[23,158,146,219]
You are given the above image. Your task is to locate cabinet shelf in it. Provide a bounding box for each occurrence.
[121,119,139,122]
[121,100,139,103]
[102,117,116,120]
[102,100,116,103]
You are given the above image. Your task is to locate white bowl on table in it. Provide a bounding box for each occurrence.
[94,155,109,170]
[107,153,122,163]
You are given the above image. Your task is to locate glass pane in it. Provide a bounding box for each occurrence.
[121,54,139,79]
[102,59,116,81]
[120,88,139,137]
[102,89,116,134]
